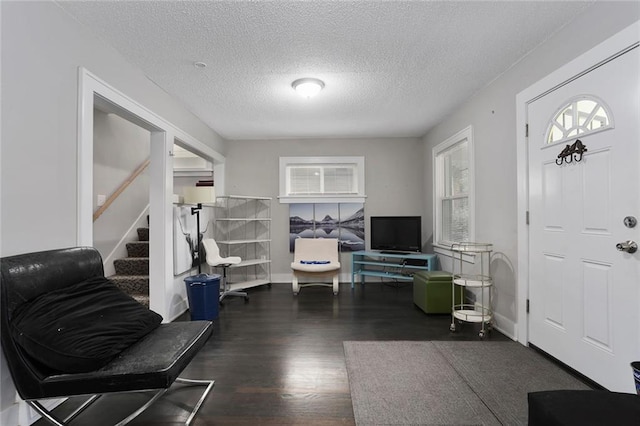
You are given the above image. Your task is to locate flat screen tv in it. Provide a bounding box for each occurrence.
[370,216,422,253]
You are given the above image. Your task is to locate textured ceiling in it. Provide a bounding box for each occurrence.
[56,1,592,140]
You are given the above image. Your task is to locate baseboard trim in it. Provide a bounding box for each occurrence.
[491,310,517,341]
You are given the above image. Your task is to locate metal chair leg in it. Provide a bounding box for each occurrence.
[175,377,215,426]
[27,377,214,426]
[218,265,247,302]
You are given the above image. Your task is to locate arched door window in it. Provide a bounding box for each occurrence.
[546,95,613,144]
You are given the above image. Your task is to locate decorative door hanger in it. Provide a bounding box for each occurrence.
[556,139,587,165]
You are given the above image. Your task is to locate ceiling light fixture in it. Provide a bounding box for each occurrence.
[292,78,325,98]
[194,61,207,69]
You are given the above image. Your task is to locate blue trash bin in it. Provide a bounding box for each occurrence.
[184,273,221,320]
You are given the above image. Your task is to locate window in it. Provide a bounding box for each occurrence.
[433,126,474,248]
[279,156,366,203]
[546,96,612,144]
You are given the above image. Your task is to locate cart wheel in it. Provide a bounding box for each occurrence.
[244,295,249,302]
[479,330,485,338]
[450,324,456,332]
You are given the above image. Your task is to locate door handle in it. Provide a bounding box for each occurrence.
[616,240,637,254]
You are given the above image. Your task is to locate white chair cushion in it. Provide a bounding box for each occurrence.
[217,256,241,266]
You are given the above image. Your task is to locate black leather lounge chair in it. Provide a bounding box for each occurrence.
[0,247,214,425]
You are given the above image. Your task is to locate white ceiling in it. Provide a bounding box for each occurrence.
[56,1,592,140]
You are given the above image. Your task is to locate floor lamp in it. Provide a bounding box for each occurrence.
[191,203,203,274]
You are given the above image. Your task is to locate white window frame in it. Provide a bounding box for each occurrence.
[432,126,475,260]
[278,156,366,204]
[545,94,614,145]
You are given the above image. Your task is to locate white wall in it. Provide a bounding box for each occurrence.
[224,137,425,282]
[93,110,151,274]
[421,1,640,340]
[1,0,226,256]
[0,2,226,424]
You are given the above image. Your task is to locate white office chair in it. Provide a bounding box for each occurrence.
[202,238,247,302]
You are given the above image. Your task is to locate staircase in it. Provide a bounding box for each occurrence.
[109,224,150,307]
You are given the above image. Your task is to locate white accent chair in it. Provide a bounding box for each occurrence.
[202,238,247,302]
[291,238,341,295]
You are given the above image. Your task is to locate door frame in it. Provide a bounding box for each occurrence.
[515,21,640,345]
[77,68,225,320]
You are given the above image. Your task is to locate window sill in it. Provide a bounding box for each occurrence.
[278,195,367,204]
[433,244,476,264]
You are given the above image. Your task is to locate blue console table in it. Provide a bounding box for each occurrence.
[350,251,437,288]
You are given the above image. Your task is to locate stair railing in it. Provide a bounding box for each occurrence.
[93,158,151,222]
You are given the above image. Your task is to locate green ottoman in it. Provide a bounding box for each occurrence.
[413,271,459,314]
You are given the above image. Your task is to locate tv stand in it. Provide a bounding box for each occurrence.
[379,250,411,255]
[350,251,437,288]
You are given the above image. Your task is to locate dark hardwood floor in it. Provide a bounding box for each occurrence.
[39,281,509,425]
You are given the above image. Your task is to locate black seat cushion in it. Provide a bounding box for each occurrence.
[11,276,162,373]
[528,390,640,426]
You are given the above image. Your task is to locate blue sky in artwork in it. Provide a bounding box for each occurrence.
[289,203,314,220]
[340,203,363,220]
[314,203,339,220]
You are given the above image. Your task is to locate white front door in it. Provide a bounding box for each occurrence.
[527,46,639,392]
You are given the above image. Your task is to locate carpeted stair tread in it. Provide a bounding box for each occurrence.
[111,221,151,307]
[114,257,149,276]
[126,241,149,258]
[137,227,149,242]
[130,294,150,307]
[109,275,149,294]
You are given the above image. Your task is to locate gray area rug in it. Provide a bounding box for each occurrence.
[343,341,590,425]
